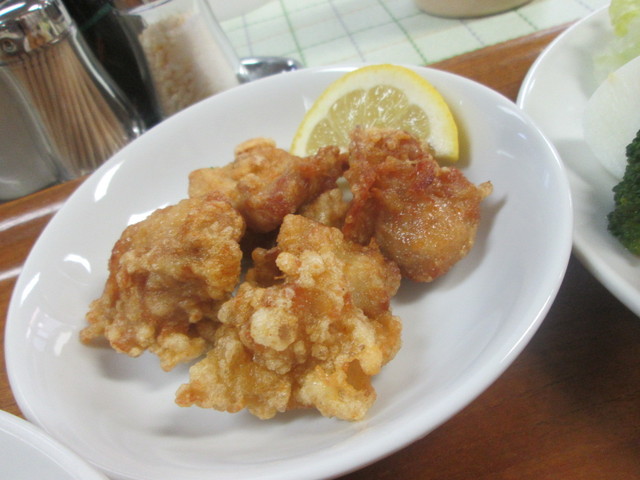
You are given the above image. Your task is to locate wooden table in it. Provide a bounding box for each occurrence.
[2,24,639,479]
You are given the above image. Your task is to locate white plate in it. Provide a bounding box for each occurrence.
[0,409,107,480]
[518,7,640,317]
[5,65,572,480]
[207,0,271,20]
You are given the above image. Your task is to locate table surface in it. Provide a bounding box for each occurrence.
[2,24,640,480]
[219,0,608,68]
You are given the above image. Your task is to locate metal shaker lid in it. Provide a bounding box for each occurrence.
[0,0,72,62]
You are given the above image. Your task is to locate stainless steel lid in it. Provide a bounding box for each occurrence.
[0,0,72,62]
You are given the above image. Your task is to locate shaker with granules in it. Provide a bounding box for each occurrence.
[0,0,143,179]
[116,0,241,119]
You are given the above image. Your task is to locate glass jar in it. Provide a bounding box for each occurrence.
[117,0,242,119]
[0,73,61,200]
[0,0,143,179]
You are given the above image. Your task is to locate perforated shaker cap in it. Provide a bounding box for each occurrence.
[0,0,73,63]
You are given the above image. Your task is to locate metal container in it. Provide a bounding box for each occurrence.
[0,0,143,179]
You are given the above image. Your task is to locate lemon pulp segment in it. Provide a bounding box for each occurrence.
[290,64,459,162]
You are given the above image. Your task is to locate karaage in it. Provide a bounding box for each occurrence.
[82,125,494,422]
[80,195,245,371]
[298,187,349,229]
[175,214,402,421]
[189,137,347,232]
[343,127,492,282]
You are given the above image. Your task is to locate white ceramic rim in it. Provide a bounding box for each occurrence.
[517,6,640,317]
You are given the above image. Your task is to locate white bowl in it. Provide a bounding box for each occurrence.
[414,0,531,18]
[207,0,270,20]
[0,410,107,480]
[5,64,572,480]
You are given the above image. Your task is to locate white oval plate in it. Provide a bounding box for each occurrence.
[517,7,640,317]
[0,410,107,480]
[6,65,572,480]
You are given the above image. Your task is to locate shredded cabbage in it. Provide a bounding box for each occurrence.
[595,0,640,80]
[609,0,640,35]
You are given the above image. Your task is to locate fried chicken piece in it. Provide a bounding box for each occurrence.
[298,187,349,228]
[80,195,245,371]
[244,245,282,288]
[343,127,492,282]
[246,210,401,316]
[188,138,347,232]
[175,214,402,421]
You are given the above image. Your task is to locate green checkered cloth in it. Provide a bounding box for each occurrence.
[221,0,609,67]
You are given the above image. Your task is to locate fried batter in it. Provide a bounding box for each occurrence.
[344,127,492,282]
[189,137,347,232]
[298,187,349,228]
[80,195,245,371]
[175,215,402,421]
[82,126,494,422]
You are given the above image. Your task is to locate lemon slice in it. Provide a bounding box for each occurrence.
[290,64,459,162]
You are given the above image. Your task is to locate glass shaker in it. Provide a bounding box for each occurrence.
[116,0,242,119]
[0,0,143,179]
[0,73,61,200]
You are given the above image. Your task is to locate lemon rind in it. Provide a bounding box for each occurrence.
[290,64,459,162]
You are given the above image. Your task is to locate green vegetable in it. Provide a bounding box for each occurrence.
[607,128,640,255]
[595,0,640,80]
[610,0,640,36]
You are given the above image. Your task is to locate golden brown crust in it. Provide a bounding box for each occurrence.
[175,215,402,421]
[80,195,245,371]
[83,129,491,421]
[189,138,347,232]
[343,127,492,282]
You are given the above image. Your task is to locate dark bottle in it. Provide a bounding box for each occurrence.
[62,0,161,128]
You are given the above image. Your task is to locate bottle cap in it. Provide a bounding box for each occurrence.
[0,0,72,63]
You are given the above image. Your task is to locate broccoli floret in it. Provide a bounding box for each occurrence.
[607,128,640,255]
